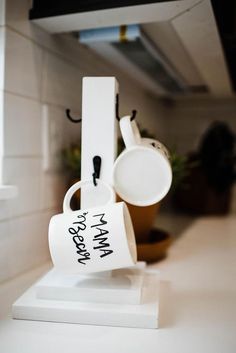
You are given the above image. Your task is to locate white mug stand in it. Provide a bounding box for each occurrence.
[12,77,159,329]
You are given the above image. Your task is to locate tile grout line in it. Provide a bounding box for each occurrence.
[0,207,60,224]
[4,23,112,74]
[4,25,149,95]
[169,0,204,22]
[3,89,81,113]
[3,155,43,158]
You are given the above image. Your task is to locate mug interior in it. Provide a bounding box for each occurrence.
[113,146,172,206]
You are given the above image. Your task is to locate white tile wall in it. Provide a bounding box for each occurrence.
[5,0,106,70]
[41,52,83,110]
[0,90,3,160]
[4,93,42,157]
[162,97,236,155]
[0,27,5,90]
[0,28,4,169]
[119,87,166,141]
[6,0,42,40]
[40,173,65,212]
[41,104,81,174]
[0,0,5,27]
[5,28,43,99]
[2,157,42,217]
[0,220,10,281]
[0,197,10,221]
[0,0,167,284]
[0,210,55,282]
[161,97,236,213]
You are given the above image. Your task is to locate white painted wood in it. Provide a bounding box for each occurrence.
[35,267,144,305]
[172,0,232,95]
[142,21,205,87]
[31,0,200,33]
[12,272,159,329]
[0,185,17,199]
[85,42,165,96]
[29,0,232,96]
[81,77,118,209]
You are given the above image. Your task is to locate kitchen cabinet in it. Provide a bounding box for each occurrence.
[29,1,235,96]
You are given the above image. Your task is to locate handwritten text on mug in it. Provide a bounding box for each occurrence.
[68,212,113,265]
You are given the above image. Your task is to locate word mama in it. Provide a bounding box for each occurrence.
[91,213,113,258]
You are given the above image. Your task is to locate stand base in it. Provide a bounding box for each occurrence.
[12,265,159,329]
[35,265,145,305]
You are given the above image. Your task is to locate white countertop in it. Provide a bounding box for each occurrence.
[0,215,236,353]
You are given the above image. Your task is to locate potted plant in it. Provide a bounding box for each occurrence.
[173,121,236,214]
[61,144,81,207]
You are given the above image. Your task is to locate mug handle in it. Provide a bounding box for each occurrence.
[119,115,141,149]
[63,179,116,213]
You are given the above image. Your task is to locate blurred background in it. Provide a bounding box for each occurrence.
[0,0,236,281]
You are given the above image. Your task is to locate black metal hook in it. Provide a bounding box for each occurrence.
[115,94,137,122]
[92,156,102,186]
[65,109,82,123]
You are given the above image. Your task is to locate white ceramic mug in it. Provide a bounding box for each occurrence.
[113,115,172,206]
[48,179,137,274]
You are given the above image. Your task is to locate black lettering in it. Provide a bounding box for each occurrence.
[93,227,109,238]
[78,252,91,265]
[69,230,84,242]
[72,214,87,231]
[68,212,90,265]
[74,240,86,251]
[91,213,107,228]
[99,249,113,258]
[93,236,110,250]
[91,213,113,258]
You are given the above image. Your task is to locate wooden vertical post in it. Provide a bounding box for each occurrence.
[81,77,118,208]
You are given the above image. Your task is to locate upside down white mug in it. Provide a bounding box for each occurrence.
[48,179,137,274]
[113,116,172,206]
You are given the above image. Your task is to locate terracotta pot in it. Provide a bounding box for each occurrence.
[117,196,161,244]
[137,229,172,263]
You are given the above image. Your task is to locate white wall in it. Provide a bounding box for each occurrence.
[161,97,236,154]
[0,0,166,283]
[160,96,236,213]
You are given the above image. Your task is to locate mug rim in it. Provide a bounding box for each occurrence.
[121,202,137,262]
[113,146,172,206]
[63,179,116,213]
